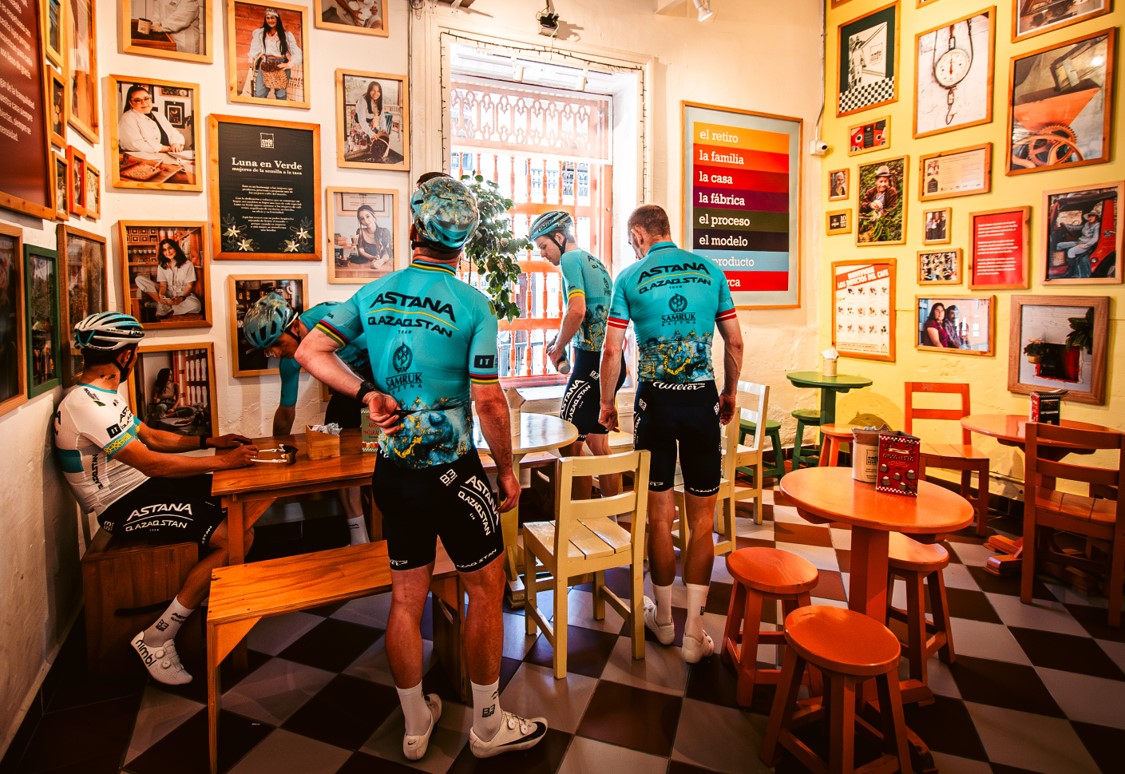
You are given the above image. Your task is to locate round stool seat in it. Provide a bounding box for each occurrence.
[742,418,782,432]
[791,409,822,423]
[728,547,818,595]
[888,532,950,573]
[820,423,857,440]
[784,606,901,676]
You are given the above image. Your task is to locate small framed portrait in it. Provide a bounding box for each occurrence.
[65,146,87,217]
[108,75,202,192]
[119,221,211,329]
[57,225,107,382]
[919,143,991,202]
[833,260,896,362]
[121,0,211,63]
[227,0,311,109]
[970,207,1030,290]
[44,0,66,68]
[228,275,307,377]
[856,156,907,246]
[1013,0,1111,43]
[0,225,28,417]
[828,169,850,200]
[24,245,61,397]
[336,69,410,170]
[847,116,890,155]
[827,209,852,235]
[314,0,387,36]
[128,342,219,439]
[914,8,994,139]
[85,164,101,219]
[1009,294,1108,404]
[916,294,995,355]
[837,2,900,117]
[52,152,68,221]
[66,0,99,143]
[1042,182,1122,284]
[922,207,951,245]
[917,248,962,285]
[48,68,67,147]
[327,187,399,283]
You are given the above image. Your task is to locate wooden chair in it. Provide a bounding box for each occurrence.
[1022,422,1125,627]
[733,382,770,525]
[904,382,992,536]
[791,409,823,470]
[523,450,652,678]
[673,409,741,555]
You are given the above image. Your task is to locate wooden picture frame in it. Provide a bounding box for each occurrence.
[327,187,399,284]
[847,116,890,155]
[1007,28,1115,176]
[919,143,991,201]
[918,248,963,284]
[209,115,321,260]
[336,69,410,171]
[681,101,802,309]
[916,294,995,355]
[24,245,61,397]
[65,145,86,216]
[828,169,849,201]
[128,342,220,439]
[1042,181,1123,284]
[1013,0,1112,43]
[1008,294,1109,405]
[226,0,311,109]
[66,0,99,143]
[922,207,951,245]
[827,209,852,235]
[856,155,907,245]
[228,275,307,377]
[48,67,67,147]
[913,7,995,139]
[837,2,900,118]
[119,221,212,329]
[121,0,212,63]
[57,225,107,383]
[108,75,202,192]
[0,225,28,417]
[832,260,896,362]
[84,164,100,219]
[44,0,66,69]
[52,152,68,221]
[314,0,388,37]
[970,206,1030,289]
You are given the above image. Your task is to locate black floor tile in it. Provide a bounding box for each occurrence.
[946,587,1002,623]
[124,708,270,774]
[523,624,619,679]
[1010,627,1125,680]
[1066,603,1125,643]
[12,694,138,773]
[278,618,383,673]
[576,680,682,757]
[947,655,1064,717]
[281,674,399,750]
[1069,720,1125,774]
[337,751,421,773]
[902,694,988,761]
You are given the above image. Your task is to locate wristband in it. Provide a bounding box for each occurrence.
[199,435,208,450]
[355,380,377,403]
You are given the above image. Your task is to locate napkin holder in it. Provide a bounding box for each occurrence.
[305,425,341,460]
[1030,390,1065,425]
[876,430,921,496]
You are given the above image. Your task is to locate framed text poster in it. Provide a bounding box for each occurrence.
[681,102,802,309]
[0,0,53,220]
[970,206,1030,289]
[832,260,896,362]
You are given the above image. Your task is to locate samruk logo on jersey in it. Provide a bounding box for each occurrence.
[662,292,696,325]
[393,343,413,373]
[387,341,421,391]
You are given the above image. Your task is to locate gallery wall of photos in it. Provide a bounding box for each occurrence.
[823,0,1121,409]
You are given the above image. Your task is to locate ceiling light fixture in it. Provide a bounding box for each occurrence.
[693,0,713,23]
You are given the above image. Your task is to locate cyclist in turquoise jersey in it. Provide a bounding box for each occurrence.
[599,204,743,665]
[295,176,547,762]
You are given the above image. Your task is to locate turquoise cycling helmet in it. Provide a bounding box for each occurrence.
[73,312,145,351]
[410,176,479,250]
[529,211,573,241]
[242,292,297,350]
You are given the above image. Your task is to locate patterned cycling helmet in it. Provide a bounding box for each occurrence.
[72,312,145,351]
[242,292,297,349]
[409,177,479,250]
[529,211,573,240]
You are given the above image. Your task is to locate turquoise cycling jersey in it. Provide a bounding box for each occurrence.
[558,248,612,352]
[608,241,736,383]
[278,303,371,408]
[315,259,500,469]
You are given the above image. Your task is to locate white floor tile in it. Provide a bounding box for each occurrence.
[567,588,627,636]
[600,632,688,695]
[329,592,392,630]
[829,527,851,550]
[245,612,324,656]
[985,592,1089,636]
[1044,581,1107,609]
[965,701,1100,774]
[770,505,806,524]
[671,698,772,773]
[947,541,996,567]
[1036,666,1125,730]
[773,543,839,572]
[499,662,599,733]
[923,658,962,699]
[1096,638,1125,676]
[930,751,993,773]
[559,736,669,774]
[940,561,982,591]
[221,658,334,726]
[500,610,540,660]
[227,728,352,774]
[946,618,1032,665]
[124,686,203,764]
[343,636,436,687]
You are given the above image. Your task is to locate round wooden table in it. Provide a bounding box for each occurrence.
[785,371,873,425]
[961,413,1116,454]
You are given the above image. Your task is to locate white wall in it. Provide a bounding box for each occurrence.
[0,0,825,754]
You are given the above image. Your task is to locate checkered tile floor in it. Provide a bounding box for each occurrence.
[6,489,1124,773]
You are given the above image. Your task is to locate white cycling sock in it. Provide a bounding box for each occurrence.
[652,582,673,625]
[143,597,193,646]
[396,682,432,736]
[471,679,501,741]
[347,516,370,545]
[685,583,709,641]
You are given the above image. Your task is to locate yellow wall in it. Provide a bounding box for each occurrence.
[822,0,1123,494]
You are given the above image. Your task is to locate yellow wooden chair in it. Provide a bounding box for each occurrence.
[523,450,652,678]
[673,407,742,555]
[734,381,771,525]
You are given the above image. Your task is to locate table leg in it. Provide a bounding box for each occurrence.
[502,453,527,607]
[223,498,275,565]
[820,388,838,426]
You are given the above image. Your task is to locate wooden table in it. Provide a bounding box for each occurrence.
[961,413,1115,455]
[785,371,873,425]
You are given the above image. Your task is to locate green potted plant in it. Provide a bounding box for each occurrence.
[460,175,527,322]
[1023,340,1049,364]
[1065,308,1094,353]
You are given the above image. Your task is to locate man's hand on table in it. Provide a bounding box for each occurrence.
[211,434,253,449]
[216,443,259,469]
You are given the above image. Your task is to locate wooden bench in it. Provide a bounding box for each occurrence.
[206,540,463,774]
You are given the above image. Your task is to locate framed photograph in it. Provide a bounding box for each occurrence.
[827,209,852,235]
[833,260,896,361]
[1042,182,1122,283]
[315,0,388,36]
[128,342,219,439]
[1008,29,1115,175]
[57,225,107,383]
[122,0,211,63]
[916,295,995,355]
[828,169,850,200]
[0,225,27,417]
[107,75,201,192]
[65,146,86,216]
[848,116,890,155]
[1008,294,1108,404]
[66,0,99,143]
[52,152,68,221]
[1014,0,1112,43]
[336,69,410,170]
[922,208,951,245]
[119,221,211,329]
[48,68,67,147]
[227,0,310,109]
[209,115,321,260]
[327,187,398,284]
[918,248,963,284]
[837,2,900,117]
[228,275,306,377]
[44,0,66,68]
[919,143,991,201]
[970,207,1030,289]
[914,8,995,139]
[24,245,61,397]
[856,156,907,245]
[681,101,802,309]
[85,164,100,220]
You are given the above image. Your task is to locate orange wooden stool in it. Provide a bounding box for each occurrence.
[886,532,954,702]
[722,547,819,706]
[761,606,912,774]
[818,423,857,467]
